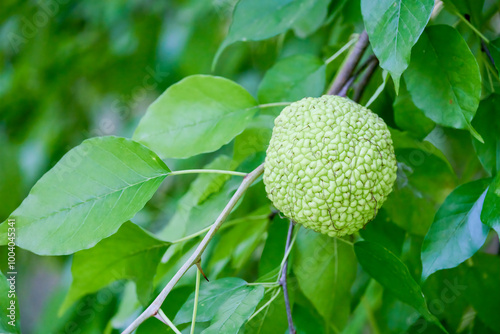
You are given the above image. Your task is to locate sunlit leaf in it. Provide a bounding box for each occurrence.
[61,222,169,312]
[361,0,434,90]
[133,75,258,159]
[404,25,482,141]
[0,136,169,255]
[421,179,491,281]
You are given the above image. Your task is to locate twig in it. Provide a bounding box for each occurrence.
[353,57,379,102]
[122,163,265,334]
[279,220,296,334]
[338,76,355,97]
[154,309,182,334]
[328,31,370,95]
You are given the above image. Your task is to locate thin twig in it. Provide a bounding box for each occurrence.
[154,309,182,334]
[328,31,370,95]
[279,220,296,334]
[353,57,379,102]
[122,163,265,334]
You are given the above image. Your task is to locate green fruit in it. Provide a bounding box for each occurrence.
[263,95,397,237]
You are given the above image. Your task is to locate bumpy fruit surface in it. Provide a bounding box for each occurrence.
[264,95,397,237]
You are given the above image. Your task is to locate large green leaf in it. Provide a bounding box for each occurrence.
[293,229,356,330]
[354,241,445,332]
[133,75,258,159]
[383,130,456,236]
[0,271,20,334]
[404,25,482,141]
[174,277,264,333]
[361,0,434,90]
[292,0,331,38]
[0,136,169,255]
[463,254,500,333]
[158,155,234,241]
[481,174,500,237]
[257,54,326,105]
[213,0,316,65]
[421,179,491,281]
[393,81,435,140]
[471,94,500,175]
[61,222,169,312]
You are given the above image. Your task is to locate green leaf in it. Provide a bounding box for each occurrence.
[61,222,168,312]
[481,174,500,237]
[354,241,446,332]
[232,115,274,165]
[174,277,264,333]
[471,94,500,175]
[293,229,356,330]
[209,211,269,274]
[1,136,169,255]
[359,210,406,255]
[158,155,234,241]
[258,215,289,277]
[489,38,500,73]
[393,81,435,140]
[133,75,258,159]
[361,0,434,91]
[463,254,500,333]
[0,271,20,334]
[243,289,289,334]
[257,54,326,105]
[213,0,315,66]
[292,0,331,38]
[421,179,491,281]
[404,25,483,141]
[383,130,456,236]
[201,285,265,334]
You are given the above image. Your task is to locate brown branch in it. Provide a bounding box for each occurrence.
[328,31,370,95]
[353,57,379,102]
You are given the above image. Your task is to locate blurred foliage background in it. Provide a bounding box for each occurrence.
[1,0,500,333]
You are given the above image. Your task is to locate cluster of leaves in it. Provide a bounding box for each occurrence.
[1,0,500,333]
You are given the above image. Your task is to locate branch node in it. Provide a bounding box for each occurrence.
[196,261,209,282]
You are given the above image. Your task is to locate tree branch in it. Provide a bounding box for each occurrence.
[122,163,265,334]
[279,220,296,334]
[353,57,379,102]
[328,31,370,95]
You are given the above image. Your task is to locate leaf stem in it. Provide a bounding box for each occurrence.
[169,169,247,177]
[454,12,489,43]
[325,36,358,65]
[122,163,265,334]
[247,288,281,322]
[258,102,293,108]
[279,220,296,334]
[171,214,269,244]
[190,267,201,334]
[155,309,182,334]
